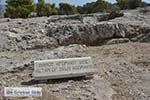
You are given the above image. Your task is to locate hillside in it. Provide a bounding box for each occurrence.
[0,9,150,100]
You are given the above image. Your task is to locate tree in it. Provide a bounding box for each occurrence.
[36,0,52,17]
[116,0,128,9]
[128,0,142,9]
[92,0,112,13]
[77,0,113,14]
[58,3,78,15]
[77,2,95,14]
[116,0,142,9]
[36,1,58,16]
[108,5,124,19]
[50,4,58,15]
[5,0,34,18]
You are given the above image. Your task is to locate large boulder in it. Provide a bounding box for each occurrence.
[47,22,143,45]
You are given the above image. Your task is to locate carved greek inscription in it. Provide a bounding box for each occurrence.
[33,57,96,80]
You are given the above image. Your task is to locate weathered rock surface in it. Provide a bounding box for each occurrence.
[106,38,130,45]
[0,10,150,51]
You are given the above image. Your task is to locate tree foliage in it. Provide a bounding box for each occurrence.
[5,0,34,18]
[77,2,95,14]
[116,0,128,9]
[128,0,142,9]
[116,0,142,9]
[93,0,111,12]
[108,5,124,19]
[3,0,145,18]
[36,0,51,17]
[36,0,58,16]
[77,0,114,14]
[58,3,78,15]
[50,4,58,15]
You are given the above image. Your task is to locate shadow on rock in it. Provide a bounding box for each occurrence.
[21,76,93,86]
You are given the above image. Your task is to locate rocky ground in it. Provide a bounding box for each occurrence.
[0,8,150,52]
[0,9,150,100]
[0,43,150,100]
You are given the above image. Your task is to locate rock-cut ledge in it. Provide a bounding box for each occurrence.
[0,10,150,51]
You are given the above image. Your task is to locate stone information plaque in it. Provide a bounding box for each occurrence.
[33,57,96,80]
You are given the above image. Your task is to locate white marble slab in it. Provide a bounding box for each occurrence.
[33,57,96,80]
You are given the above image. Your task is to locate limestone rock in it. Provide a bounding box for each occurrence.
[106,38,130,45]
[0,10,150,51]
